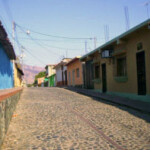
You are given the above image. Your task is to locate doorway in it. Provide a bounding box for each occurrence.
[85,60,94,89]
[72,70,75,86]
[136,51,146,95]
[102,64,107,93]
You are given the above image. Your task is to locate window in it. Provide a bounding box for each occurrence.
[95,65,100,78]
[117,57,127,76]
[76,68,79,77]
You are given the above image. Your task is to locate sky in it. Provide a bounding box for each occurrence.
[0,0,149,67]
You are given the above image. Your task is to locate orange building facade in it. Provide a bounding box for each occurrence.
[37,77,45,87]
[66,56,83,87]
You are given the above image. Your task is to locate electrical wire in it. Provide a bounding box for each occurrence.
[18,36,86,51]
[14,38,46,66]
[2,0,13,23]
[16,23,93,40]
[17,25,84,54]
[22,47,46,66]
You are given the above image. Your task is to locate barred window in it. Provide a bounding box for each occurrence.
[95,65,100,78]
[117,57,127,76]
[76,68,79,77]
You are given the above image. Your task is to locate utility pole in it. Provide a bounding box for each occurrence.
[145,1,150,19]
[124,6,130,31]
[12,21,16,86]
[94,37,97,49]
[104,25,109,43]
[12,21,15,50]
[21,46,24,69]
[85,40,88,53]
[21,46,25,86]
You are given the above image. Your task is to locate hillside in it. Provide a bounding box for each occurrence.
[23,65,44,84]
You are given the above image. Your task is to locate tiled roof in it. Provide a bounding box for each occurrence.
[0,21,16,60]
[65,56,81,66]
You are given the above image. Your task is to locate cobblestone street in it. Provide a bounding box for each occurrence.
[2,88,150,150]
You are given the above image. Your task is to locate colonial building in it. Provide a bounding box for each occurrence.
[54,58,71,86]
[37,77,45,87]
[81,19,150,102]
[0,21,16,89]
[14,62,24,87]
[66,56,83,87]
[45,64,56,87]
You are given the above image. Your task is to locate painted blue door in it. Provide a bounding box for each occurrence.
[0,44,14,89]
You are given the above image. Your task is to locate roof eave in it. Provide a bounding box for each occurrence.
[80,18,150,61]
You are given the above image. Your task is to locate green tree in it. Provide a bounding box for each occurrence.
[33,71,46,86]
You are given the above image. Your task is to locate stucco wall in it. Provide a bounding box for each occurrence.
[48,66,56,77]
[56,67,62,82]
[0,44,13,89]
[14,66,22,87]
[108,28,150,95]
[67,60,83,86]
[92,27,150,101]
[56,66,67,82]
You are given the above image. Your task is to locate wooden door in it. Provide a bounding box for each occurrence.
[85,60,94,89]
[65,70,67,85]
[72,70,75,86]
[136,51,146,95]
[69,72,71,86]
[102,64,107,93]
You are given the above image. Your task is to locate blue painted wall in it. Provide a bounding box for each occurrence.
[0,43,13,89]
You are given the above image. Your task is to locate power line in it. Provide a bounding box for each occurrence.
[144,1,150,19]
[2,0,14,23]
[5,26,47,66]
[0,15,21,54]
[16,23,93,40]
[23,47,46,66]
[18,36,85,51]
[13,23,66,66]
[14,38,46,66]
[17,25,63,56]
[18,37,93,43]
[17,24,86,53]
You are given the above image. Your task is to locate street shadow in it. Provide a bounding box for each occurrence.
[65,88,150,123]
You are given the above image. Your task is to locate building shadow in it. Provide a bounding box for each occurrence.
[65,87,150,123]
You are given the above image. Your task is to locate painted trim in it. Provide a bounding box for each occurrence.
[92,89,102,93]
[114,76,128,82]
[90,88,150,102]
[112,49,126,56]
[91,60,100,64]
[92,78,101,84]
[107,91,150,102]
[80,19,150,61]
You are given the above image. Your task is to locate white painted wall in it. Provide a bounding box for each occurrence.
[55,66,68,82]
[56,67,62,82]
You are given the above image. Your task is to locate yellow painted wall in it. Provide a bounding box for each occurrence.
[47,65,56,77]
[14,65,22,87]
[92,28,150,95]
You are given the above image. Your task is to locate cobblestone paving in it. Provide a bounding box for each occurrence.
[2,88,150,150]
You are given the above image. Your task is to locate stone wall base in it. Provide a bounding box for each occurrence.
[0,89,22,148]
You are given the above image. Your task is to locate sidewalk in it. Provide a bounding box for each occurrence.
[65,87,150,114]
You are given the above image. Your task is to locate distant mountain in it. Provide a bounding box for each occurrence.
[23,64,45,84]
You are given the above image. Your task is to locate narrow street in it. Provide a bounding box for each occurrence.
[2,88,150,150]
